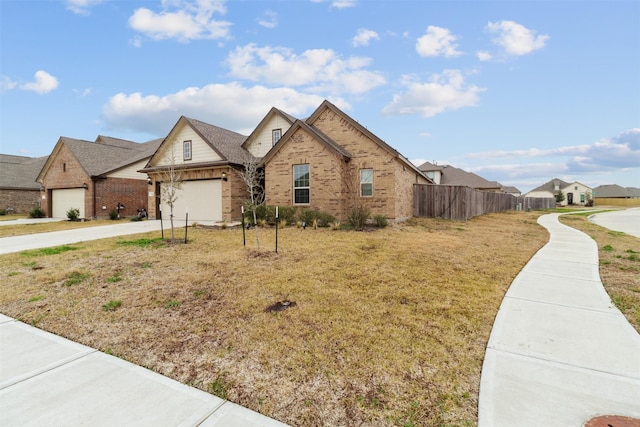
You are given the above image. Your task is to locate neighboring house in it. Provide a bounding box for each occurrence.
[592,184,640,206]
[525,178,592,206]
[141,116,248,222]
[37,136,161,219]
[262,100,431,221]
[418,162,503,192]
[503,186,522,196]
[0,154,48,214]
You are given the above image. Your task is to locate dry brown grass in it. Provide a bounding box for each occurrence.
[560,213,640,331]
[0,212,548,426]
[0,219,116,238]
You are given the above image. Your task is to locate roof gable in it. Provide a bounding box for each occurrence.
[147,116,249,169]
[530,178,571,193]
[261,119,352,165]
[242,107,296,158]
[306,100,428,179]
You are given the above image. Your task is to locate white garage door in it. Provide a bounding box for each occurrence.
[161,180,221,221]
[52,188,85,219]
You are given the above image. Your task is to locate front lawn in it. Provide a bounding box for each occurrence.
[0,212,548,426]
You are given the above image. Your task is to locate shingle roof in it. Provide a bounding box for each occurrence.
[420,163,501,189]
[593,184,640,198]
[530,178,570,193]
[61,137,161,177]
[0,155,48,190]
[183,117,249,164]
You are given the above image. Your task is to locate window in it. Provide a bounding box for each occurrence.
[183,140,192,161]
[293,164,310,204]
[360,168,373,197]
[272,129,282,145]
[63,163,66,172]
[580,194,585,203]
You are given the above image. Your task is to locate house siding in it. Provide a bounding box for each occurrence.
[108,159,149,180]
[245,115,293,158]
[153,125,222,166]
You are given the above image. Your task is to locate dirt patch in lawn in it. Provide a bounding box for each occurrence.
[560,213,640,332]
[0,211,548,426]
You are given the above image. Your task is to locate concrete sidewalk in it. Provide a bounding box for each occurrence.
[478,213,640,426]
[0,314,289,427]
[0,221,164,255]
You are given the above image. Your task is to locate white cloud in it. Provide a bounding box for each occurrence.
[226,44,386,95]
[65,0,105,15]
[21,70,59,94]
[476,50,492,61]
[416,26,462,58]
[258,10,278,29]
[102,82,347,136]
[129,0,231,43]
[486,20,549,56]
[352,28,379,47]
[310,0,356,8]
[383,70,484,117]
[0,75,17,93]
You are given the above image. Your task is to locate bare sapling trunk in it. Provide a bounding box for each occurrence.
[159,147,183,241]
[235,153,265,249]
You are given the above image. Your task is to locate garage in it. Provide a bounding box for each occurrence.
[160,180,221,221]
[52,188,85,219]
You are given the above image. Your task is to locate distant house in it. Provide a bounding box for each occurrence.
[592,184,640,207]
[262,100,431,221]
[37,136,161,219]
[525,178,592,206]
[0,154,48,214]
[503,186,522,196]
[418,162,503,192]
[141,116,249,222]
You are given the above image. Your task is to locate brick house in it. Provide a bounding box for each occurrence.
[418,161,504,192]
[0,154,48,214]
[141,116,249,222]
[261,100,431,221]
[37,136,161,219]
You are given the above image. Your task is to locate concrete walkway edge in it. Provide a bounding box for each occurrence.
[478,212,640,426]
[0,315,289,426]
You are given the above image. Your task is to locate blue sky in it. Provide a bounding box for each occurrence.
[1,0,638,193]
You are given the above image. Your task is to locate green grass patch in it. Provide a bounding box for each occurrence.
[602,244,614,252]
[64,271,90,286]
[102,300,122,312]
[28,295,43,302]
[165,299,181,308]
[116,238,163,248]
[106,273,122,283]
[21,245,79,257]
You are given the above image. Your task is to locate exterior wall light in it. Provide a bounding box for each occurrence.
[82,183,88,189]
[222,172,227,181]
[147,176,152,185]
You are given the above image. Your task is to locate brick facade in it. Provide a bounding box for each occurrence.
[40,144,149,219]
[265,105,428,221]
[0,189,41,214]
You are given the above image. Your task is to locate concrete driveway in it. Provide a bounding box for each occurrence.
[589,207,640,238]
[0,220,163,255]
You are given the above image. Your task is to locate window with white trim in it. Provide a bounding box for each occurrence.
[293,164,310,204]
[272,129,282,145]
[360,168,373,197]
[183,140,192,161]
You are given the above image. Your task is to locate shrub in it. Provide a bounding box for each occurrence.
[348,205,371,231]
[0,209,6,215]
[29,207,45,218]
[255,205,297,225]
[373,214,388,228]
[297,209,336,228]
[66,208,80,221]
[109,209,119,220]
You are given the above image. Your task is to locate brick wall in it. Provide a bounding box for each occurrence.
[93,178,148,219]
[265,107,426,221]
[0,189,41,214]
[39,144,90,217]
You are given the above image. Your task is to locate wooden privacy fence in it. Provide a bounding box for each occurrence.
[413,184,555,221]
